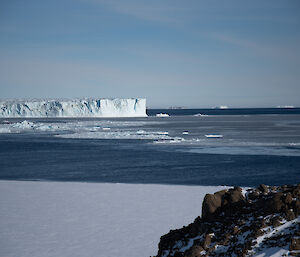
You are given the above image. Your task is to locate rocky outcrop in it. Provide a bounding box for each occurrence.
[156,184,300,257]
[202,187,244,221]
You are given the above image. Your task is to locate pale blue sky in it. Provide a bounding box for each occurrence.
[0,0,299,108]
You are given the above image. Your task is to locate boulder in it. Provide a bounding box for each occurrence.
[227,187,245,204]
[266,193,284,213]
[203,234,211,249]
[258,184,269,194]
[290,238,300,251]
[284,192,293,205]
[202,190,227,220]
[185,245,204,257]
[294,200,300,215]
[285,209,296,221]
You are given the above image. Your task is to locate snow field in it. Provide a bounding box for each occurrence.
[0,181,225,257]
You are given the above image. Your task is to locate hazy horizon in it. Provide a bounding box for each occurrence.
[1,0,299,108]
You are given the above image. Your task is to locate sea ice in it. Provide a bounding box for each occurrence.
[0,181,225,257]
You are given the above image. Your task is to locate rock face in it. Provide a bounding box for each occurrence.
[156,184,300,257]
[202,187,244,221]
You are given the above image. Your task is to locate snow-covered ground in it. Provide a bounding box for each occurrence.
[0,181,225,257]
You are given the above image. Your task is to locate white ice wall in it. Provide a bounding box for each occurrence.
[0,98,147,117]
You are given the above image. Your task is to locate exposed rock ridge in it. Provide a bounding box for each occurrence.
[156,184,300,257]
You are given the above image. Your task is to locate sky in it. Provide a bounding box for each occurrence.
[0,0,299,108]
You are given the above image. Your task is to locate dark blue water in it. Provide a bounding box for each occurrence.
[0,108,300,187]
[0,134,299,187]
[147,107,300,116]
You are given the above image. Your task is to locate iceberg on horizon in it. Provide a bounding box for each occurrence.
[0,98,147,118]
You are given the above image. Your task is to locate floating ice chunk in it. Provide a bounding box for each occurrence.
[154,137,185,144]
[289,143,300,146]
[12,120,35,129]
[193,113,208,117]
[0,120,161,135]
[156,113,170,117]
[213,106,228,109]
[57,130,173,140]
[205,134,223,138]
[0,127,11,133]
[157,131,168,135]
[136,130,146,134]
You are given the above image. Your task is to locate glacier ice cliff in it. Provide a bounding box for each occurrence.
[0,98,147,118]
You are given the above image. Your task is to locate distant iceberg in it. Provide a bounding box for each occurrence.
[193,113,208,117]
[156,113,170,117]
[213,105,228,109]
[0,98,147,118]
[276,105,295,108]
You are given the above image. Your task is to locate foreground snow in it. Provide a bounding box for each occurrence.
[0,181,225,257]
[0,98,147,117]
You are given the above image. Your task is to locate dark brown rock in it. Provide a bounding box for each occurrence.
[207,245,215,254]
[255,229,264,237]
[223,233,231,245]
[290,238,300,251]
[292,187,300,198]
[184,245,204,257]
[173,252,183,257]
[294,200,300,215]
[203,234,211,249]
[258,184,269,194]
[284,193,293,205]
[201,190,227,220]
[285,209,296,221]
[258,218,266,229]
[233,226,240,235]
[266,193,284,213]
[271,216,282,227]
[248,190,260,200]
[227,188,245,204]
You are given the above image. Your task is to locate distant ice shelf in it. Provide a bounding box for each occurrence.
[276,105,295,108]
[0,98,147,118]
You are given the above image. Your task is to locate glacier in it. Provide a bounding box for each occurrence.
[0,98,147,117]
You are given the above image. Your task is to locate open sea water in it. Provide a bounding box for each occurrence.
[0,108,300,187]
